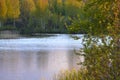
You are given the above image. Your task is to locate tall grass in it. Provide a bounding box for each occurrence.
[55,68,91,80]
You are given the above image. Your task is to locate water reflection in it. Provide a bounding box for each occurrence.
[0,34,83,80]
[36,51,48,70]
[0,50,79,80]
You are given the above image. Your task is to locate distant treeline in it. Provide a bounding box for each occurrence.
[0,0,83,34]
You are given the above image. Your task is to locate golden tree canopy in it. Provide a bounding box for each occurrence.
[35,0,48,11]
[21,0,36,13]
[6,0,20,19]
[0,0,7,19]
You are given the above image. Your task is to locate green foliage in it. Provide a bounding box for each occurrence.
[55,69,87,80]
[0,25,17,31]
[0,0,82,34]
[58,0,120,80]
[20,0,81,34]
[82,35,120,80]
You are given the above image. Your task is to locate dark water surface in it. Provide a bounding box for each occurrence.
[0,34,83,80]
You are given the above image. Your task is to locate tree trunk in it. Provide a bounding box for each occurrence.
[0,21,2,27]
[0,21,1,27]
[13,19,16,27]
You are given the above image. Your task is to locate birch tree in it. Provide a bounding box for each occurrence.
[0,0,7,27]
[6,0,20,27]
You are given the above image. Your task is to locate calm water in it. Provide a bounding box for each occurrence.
[0,34,83,80]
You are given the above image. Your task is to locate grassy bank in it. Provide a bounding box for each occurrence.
[55,68,89,80]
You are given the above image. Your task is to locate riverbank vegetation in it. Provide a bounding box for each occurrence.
[57,0,120,80]
[0,0,120,80]
[0,0,83,34]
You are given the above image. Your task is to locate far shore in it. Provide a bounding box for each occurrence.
[0,30,20,39]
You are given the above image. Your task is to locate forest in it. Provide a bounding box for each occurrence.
[0,0,83,34]
[0,0,120,80]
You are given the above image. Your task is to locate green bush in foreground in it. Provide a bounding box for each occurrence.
[57,0,120,80]
[56,41,120,80]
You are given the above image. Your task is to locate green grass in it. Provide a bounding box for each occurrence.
[54,68,90,80]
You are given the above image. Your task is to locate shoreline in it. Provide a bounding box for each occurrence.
[0,30,20,39]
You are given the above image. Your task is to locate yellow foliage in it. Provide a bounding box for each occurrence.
[0,0,7,19]
[36,0,48,11]
[57,0,62,4]
[65,0,84,8]
[22,0,36,13]
[6,0,20,19]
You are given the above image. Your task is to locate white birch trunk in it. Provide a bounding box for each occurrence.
[0,21,1,27]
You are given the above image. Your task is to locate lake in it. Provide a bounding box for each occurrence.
[0,34,83,80]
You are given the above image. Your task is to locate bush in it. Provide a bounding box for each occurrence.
[57,0,120,80]
[0,25,17,31]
